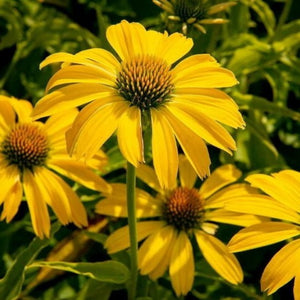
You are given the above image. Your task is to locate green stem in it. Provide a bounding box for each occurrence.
[126,162,138,300]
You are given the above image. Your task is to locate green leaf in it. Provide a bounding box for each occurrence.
[233,92,300,121]
[0,223,60,300]
[29,260,130,284]
[83,231,107,244]
[274,20,300,41]
[77,279,113,300]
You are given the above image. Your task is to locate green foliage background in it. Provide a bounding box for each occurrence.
[0,0,299,299]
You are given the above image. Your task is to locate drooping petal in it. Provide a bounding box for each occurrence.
[151,109,178,190]
[0,165,20,205]
[261,239,300,295]
[169,231,194,296]
[48,159,111,193]
[195,230,243,284]
[228,222,300,253]
[139,225,177,274]
[66,100,128,160]
[200,164,242,199]
[32,83,114,120]
[205,209,268,227]
[23,169,51,238]
[117,106,144,167]
[294,273,300,300]
[35,167,88,228]
[135,164,163,193]
[9,97,33,122]
[172,54,238,88]
[178,154,197,188]
[225,195,300,224]
[105,221,165,254]
[0,180,22,222]
[165,103,236,154]
[205,183,258,209]
[162,106,211,179]
[246,173,300,213]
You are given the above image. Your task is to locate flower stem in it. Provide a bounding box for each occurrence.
[126,162,138,300]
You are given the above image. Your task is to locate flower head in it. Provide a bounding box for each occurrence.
[32,20,244,189]
[0,96,111,238]
[96,156,264,296]
[227,170,300,300]
[153,0,236,34]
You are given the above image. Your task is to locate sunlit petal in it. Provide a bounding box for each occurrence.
[178,154,197,188]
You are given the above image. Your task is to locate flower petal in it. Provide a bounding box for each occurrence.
[135,164,163,193]
[228,222,300,252]
[139,225,177,274]
[200,164,242,199]
[172,54,238,88]
[151,109,178,189]
[0,98,15,131]
[162,106,211,179]
[66,100,128,160]
[205,209,267,227]
[246,173,300,213]
[0,165,20,205]
[294,273,300,300]
[195,230,243,284]
[32,83,114,120]
[105,221,165,254]
[48,159,111,193]
[169,231,194,296]
[178,154,197,188]
[117,106,144,167]
[23,169,51,238]
[166,103,236,154]
[225,195,300,224]
[261,239,300,295]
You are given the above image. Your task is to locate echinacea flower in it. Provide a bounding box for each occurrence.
[32,20,244,189]
[96,156,265,296]
[153,0,236,34]
[227,170,300,300]
[0,96,111,238]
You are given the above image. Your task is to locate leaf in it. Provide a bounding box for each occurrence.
[274,20,300,41]
[29,261,130,284]
[0,223,60,300]
[233,92,300,121]
[77,279,113,300]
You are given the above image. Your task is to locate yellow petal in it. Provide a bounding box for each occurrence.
[135,164,163,193]
[9,97,33,122]
[205,183,259,209]
[166,103,236,154]
[228,222,300,253]
[173,95,245,129]
[46,65,115,92]
[0,165,20,205]
[207,2,236,15]
[151,109,178,190]
[36,167,88,228]
[105,221,165,254]
[139,225,177,274]
[32,83,114,120]
[199,18,229,24]
[162,106,211,179]
[200,164,242,199]
[117,106,144,167]
[225,195,300,224]
[246,173,300,213]
[23,169,51,239]
[172,54,238,88]
[66,100,128,160]
[48,159,111,193]
[195,230,243,284]
[294,273,300,300]
[169,231,194,296]
[178,154,197,188]
[205,209,268,227]
[1,180,22,222]
[261,239,300,295]
[84,150,109,170]
[0,99,15,131]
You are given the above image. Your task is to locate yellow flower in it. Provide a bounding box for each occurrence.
[153,0,236,34]
[0,96,111,239]
[96,156,264,296]
[32,20,244,189]
[227,170,300,300]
